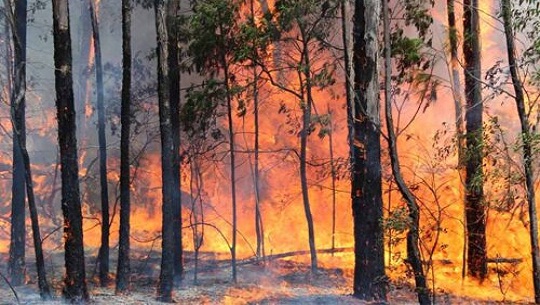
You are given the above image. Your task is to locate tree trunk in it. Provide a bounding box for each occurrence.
[5,0,52,298]
[446,0,468,280]
[7,0,26,287]
[17,112,52,300]
[155,0,175,301]
[88,0,110,287]
[221,54,239,283]
[463,0,487,280]
[501,1,540,302]
[299,28,317,272]
[351,0,387,301]
[166,0,183,282]
[52,0,89,301]
[250,0,265,260]
[76,0,92,144]
[253,68,264,260]
[115,0,132,294]
[327,105,336,254]
[382,1,430,303]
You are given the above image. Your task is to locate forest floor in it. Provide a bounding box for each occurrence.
[0,250,531,304]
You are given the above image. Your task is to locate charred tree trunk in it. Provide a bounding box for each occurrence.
[17,107,52,300]
[88,0,110,287]
[351,0,387,301]
[166,0,183,282]
[382,1,430,303]
[115,0,132,294]
[501,1,540,302]
[52,0,89,301]
[463,0,487,280]
[7,0,26,287]
[155,0,175,301]
[5,0,52,298]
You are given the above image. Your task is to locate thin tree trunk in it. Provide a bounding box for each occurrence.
[115,0,131,294]
[155,0,175,300]
[16,112,52,300]
[327,105,336,254]
[52,0,89,301]
[382,1,429,303]
[253,70,264,260]
[221,53,239,283]
[463,0,487,280]
[166,0,183,282]
[250,0,264,260]
[446,0,467,280]
[88,0,110,287]
[76,0,92,144]
[351,0,387,301]
[299,28,317,272]
[500,1,540,302]
[6,0,26,287]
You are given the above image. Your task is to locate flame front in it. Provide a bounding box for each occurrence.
[0,0,539,303]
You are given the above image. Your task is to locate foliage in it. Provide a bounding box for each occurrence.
[181,79,225,141]
[188,0,240,73]
[511,0,540,85]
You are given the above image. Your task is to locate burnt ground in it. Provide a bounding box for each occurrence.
[0,251,531,304]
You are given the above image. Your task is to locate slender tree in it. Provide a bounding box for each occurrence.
[463,0,487,280]
[7,0,26,287]
[249,0,265,261]
[351,0,387,301]
[269,0,339,272]
[188,0,242,282]
[88,0,111,287]
[115,0,132,294]
[166,0,183,282]
[446,0,467,280]
[52,0,89,301]
[4,0,52,298]
[501,0,540,302]
[155,0,176,300]
[382,0,429,303]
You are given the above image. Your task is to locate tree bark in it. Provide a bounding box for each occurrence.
[166,0,183,282]
[351,0,387,301]
[463,0,487,280]
[7,0,26,287]
[115,0,132,294]
[500,0,540,302]
[88,0,110,287]
[52,0,89,301]
[382,0,430,303]
[155,0,175,301]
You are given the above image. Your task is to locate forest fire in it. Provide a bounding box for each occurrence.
[0,0,539,304]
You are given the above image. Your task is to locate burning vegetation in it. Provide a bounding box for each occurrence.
[0,0,540,304]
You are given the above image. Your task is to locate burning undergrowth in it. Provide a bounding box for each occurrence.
[0,249,533,304]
